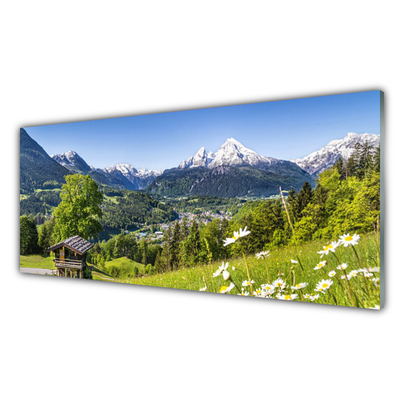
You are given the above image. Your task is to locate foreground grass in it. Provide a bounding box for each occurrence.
[20,254,56,270]
[126,234,380,308]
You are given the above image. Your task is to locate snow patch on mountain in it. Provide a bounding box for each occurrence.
[178,138,276,169]
[105,163,162,180]
[51,150,91,173]
[291,132,380,176]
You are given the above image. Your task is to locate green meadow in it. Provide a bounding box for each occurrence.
[20,254,56,270]
[120,233,380,308]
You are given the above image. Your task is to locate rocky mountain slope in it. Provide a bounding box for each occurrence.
[291,132,380,176]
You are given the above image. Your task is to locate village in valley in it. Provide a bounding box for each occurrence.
[130,209,233,243]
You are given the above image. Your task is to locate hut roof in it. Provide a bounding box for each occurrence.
[47,235,93,255]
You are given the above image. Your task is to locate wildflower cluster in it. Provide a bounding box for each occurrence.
[199,229,380,308]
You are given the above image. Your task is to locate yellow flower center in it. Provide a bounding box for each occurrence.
[324,245,333,251]
[285,295,292,300]
[345,236,353,241]
[277,283,282,286]
[220,286,227,293]
[322,283,328,288]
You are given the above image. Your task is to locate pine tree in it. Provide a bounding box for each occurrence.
[170,221,182,270]
[287,187,298,221]
[333,156,346,180]
[373,145,380,173]
[20,216,39,255]
[160,226,173,271]
[295,181,313,217]
[140,239,148,265]
[154,251,161,273]
[184,219,201,265]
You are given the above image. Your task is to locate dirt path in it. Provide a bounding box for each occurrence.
[20,268,56,276]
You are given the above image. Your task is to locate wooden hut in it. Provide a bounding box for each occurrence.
[47,235,93,278]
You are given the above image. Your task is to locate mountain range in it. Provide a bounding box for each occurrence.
[149,138,313,197]
[291,132,380,176]
[51,152,162,191]
[21,129,380,198]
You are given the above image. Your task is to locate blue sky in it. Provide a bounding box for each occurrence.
[24,91,381,170]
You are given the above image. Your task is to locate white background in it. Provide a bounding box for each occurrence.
[1,1,399,399]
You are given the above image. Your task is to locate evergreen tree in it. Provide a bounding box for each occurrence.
[140,239,148,265]
[184,219,201,265]
[38,218,55,253]
[373,144,380,173]
[170,221,182,270]
[295,181,313,217]
[160,226,173,271]
[287,187,298,221]
[20,215,39,255]
[333,156,346,180]
[154,251,161,273]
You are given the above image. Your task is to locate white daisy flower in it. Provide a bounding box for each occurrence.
[238,226,251,238]
[222,270,231,281]
[363,272,374,278]
[328,270,336,277]
[261,283,275,291]
[276,294,298,301]
[336,263,348,271]
[291,259,298,264]
[348,270,358,278]
[255,250,270,259]
[371,278,380,286]
[272,278,286,290]
[317,241,339,257]
[220,282,235,293]
[340,274,351,280]
[316,279,333,291]
[368,267,380,272]
[339,233,360,247]
[223,226,251,246]
[262,288,275,297]
[199,286,207,291]
[238,289,250,296]
[242,279,255,287]
[314,260,327,270]
[310,294,320,301]
[291,282,307,290]
[223,237,236,247]
[253,288,263,297]
[304,293,311,299]
[213,262,229,277]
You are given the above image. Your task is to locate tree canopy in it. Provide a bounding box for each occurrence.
[53,174,103,241]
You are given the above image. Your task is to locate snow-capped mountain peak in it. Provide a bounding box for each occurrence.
[291,132,380,176]
[51,150,91,173]
[178,138,275,169]
[178,146,215,169]
[104,163,162,179]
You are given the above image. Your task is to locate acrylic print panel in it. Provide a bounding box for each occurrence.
[20,90,383,309]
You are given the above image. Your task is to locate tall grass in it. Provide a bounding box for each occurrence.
[127,233,380,308]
